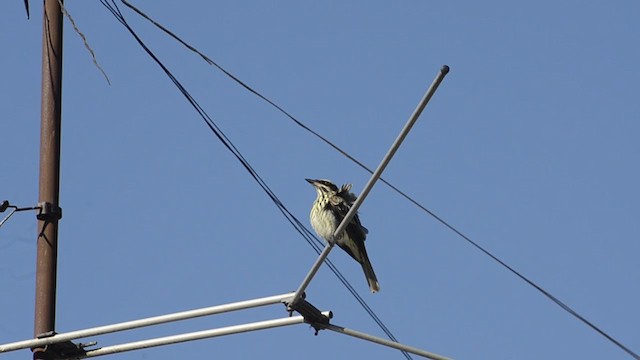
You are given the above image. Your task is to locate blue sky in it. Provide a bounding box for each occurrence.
[1,1,639,359]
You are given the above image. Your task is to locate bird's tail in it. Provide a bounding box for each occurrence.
[360,252,380,293]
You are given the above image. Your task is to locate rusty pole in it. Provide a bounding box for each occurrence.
[33,0,63,359]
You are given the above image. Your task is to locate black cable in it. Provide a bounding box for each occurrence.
[100,2,412,359]
[120,0,367,172]
[115,3,640,359]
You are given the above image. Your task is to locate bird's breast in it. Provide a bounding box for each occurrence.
[310,204,339,241]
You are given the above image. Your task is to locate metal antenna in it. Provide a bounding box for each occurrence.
[0,291,450,359]
[5,2,453,356]
[289,65,450,309]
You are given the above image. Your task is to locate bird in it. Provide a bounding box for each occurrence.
[305,178,380,293]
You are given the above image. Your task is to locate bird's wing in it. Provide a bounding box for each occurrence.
[336,187,368,239]
[330,193,369,263]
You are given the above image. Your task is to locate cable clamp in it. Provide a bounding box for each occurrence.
[36,202,62,221]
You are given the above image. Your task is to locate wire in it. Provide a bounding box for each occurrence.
[56,0,111,85]
[100,2,413,359]
[120,0,367,173]
[114,2,640,359]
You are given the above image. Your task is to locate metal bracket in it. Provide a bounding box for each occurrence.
[286,298,332,335]
[34,332,97,359]
[36,202,62,221]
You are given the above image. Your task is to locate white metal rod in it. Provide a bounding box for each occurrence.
[325,323,452,360]
[289,65,450,307]
[67,312,331,359]
[288,243,333,309]
[0,292,294,353]
[344,65,449,228]
[0,208,18,228]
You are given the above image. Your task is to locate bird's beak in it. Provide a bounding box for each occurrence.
[305,178,317,186]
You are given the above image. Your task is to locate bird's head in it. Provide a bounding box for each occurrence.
[305,178,339,196]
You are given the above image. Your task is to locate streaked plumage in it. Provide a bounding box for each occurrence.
[305,178,380,293]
